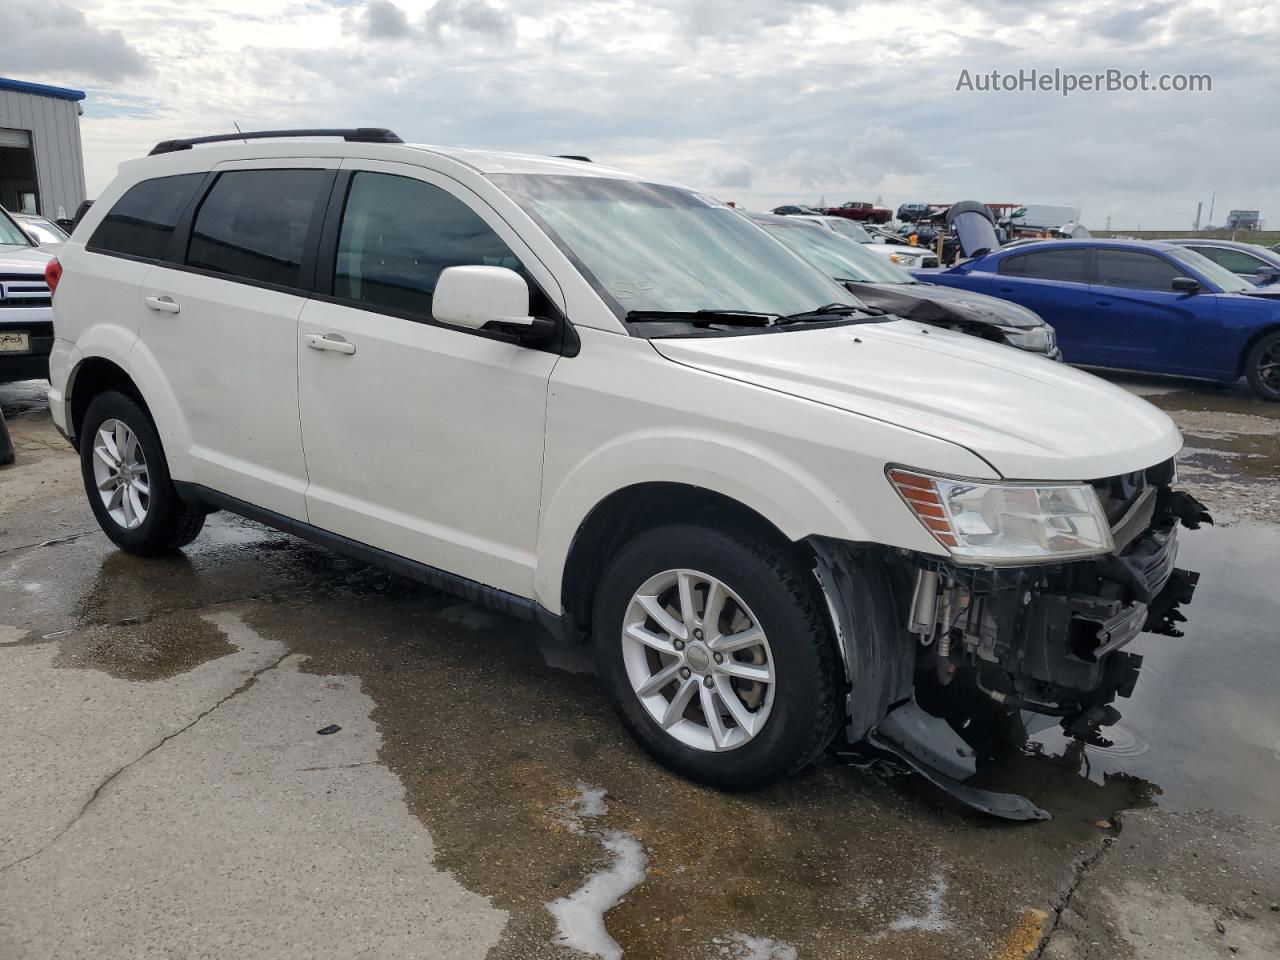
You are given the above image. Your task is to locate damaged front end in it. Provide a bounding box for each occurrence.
[814,459,1211,821]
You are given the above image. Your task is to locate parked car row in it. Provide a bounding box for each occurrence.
[917,238,1280,400]
[43,129,1210,817]
[748,213,1058,357]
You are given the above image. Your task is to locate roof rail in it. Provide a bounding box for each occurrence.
[148,128,403,156]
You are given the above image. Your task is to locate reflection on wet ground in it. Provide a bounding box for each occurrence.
[4,373,1279,957]
[1025,523,1280,824]
[1,512,1155,958]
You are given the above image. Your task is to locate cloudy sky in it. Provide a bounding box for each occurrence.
[9,0,1277,228]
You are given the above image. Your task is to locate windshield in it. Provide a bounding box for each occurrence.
[825,218,872,243]
[1170,247,1257,294]
[19,217,67,244]
[0,208,33,248]
[489,174,857,322]
[757,219,916,285]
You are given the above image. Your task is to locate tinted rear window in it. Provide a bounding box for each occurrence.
[186,169,329,289]
[999,247,1089,282]
[88,174,204,261]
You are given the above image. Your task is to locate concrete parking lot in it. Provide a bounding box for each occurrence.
[2,376,1278,960]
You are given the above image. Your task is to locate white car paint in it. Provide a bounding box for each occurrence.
[50,139,1181,618]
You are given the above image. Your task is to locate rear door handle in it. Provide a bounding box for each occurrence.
[144,295,181,314]
[1095,299,1112,306]
[305,333,356,355]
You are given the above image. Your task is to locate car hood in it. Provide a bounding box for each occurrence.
[651,320,1181,480]
[850,282,1044,329]
[0,245,54,274]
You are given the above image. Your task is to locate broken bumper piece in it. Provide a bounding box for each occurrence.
[869,701,1049,821]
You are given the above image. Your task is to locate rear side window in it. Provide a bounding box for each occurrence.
[88,174,204,261]
[186,169,329,289]
[999,248,1089,282]
[1093,250,1183,291]
[333,171,520,317]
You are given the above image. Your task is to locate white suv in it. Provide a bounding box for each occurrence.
[46,129,1207,813]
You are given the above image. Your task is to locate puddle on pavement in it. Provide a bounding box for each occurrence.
[224,584,1143,960]
[1014,523,1280,826]
[8,389,1278,954]
[53,611,237,681]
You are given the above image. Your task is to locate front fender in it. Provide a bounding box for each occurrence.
[535,428,866,610]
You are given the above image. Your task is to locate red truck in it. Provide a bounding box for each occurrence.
[824,201,893,224]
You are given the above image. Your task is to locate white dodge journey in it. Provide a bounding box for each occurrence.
[45,129,1208,817]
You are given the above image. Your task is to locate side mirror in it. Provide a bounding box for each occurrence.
[433,265,553,341]
[1254,267,1280,286]
[1171,276,1201,294]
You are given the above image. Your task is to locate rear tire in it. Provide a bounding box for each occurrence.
[79,391,205,555]
[1245,330,1280,402]
[592,524,844,789]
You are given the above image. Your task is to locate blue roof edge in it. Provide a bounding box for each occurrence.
[0,77,87,102]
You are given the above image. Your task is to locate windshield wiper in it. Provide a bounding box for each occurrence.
[625,309,777,327]
[776,303,869,324]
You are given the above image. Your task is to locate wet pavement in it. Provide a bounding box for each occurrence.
[1,372,1278,960]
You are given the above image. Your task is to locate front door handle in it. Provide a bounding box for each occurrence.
[144,295,181,314]
[305,333,357,355]
[1095,299,1112,306]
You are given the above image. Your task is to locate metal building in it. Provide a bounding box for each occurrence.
[0,77,88,222]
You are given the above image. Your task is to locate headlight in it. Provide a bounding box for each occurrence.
[888,251,921,265]
[1001,326,1051,352]
[888,468,1114,564]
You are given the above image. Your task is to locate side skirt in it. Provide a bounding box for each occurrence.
[174,482,567,641]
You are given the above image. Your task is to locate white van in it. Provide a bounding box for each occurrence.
[45,130,1206,814]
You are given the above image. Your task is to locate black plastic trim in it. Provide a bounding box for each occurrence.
[173,482,567,640]
[149,128,403,155]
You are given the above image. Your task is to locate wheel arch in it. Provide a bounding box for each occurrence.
[1237,323,1280,378]
[554,482,809,645]
[66,338,194,480]
[67,356,147,446]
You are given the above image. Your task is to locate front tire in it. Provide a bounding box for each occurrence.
[1245,330,1280,401]
[79,391,205,555]
[592,524,844,789]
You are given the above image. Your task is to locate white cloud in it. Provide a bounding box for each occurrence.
[4,1,147,81]
[13,0,1278,229]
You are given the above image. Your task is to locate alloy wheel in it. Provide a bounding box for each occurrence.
[91,418,150,530]
[621,568,776,752]
[1257,340,1280,394]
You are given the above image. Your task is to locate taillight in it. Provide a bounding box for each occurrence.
[44,257,62,296]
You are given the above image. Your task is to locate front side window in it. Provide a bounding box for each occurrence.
[334,172,520,317]
[489,174,854,321]
[186,169,329,288]
[1092,250,1183,291]
[999,248,1089,283]
[88,174,204,261]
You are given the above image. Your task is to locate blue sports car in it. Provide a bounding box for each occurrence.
[915,239,1280,400]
